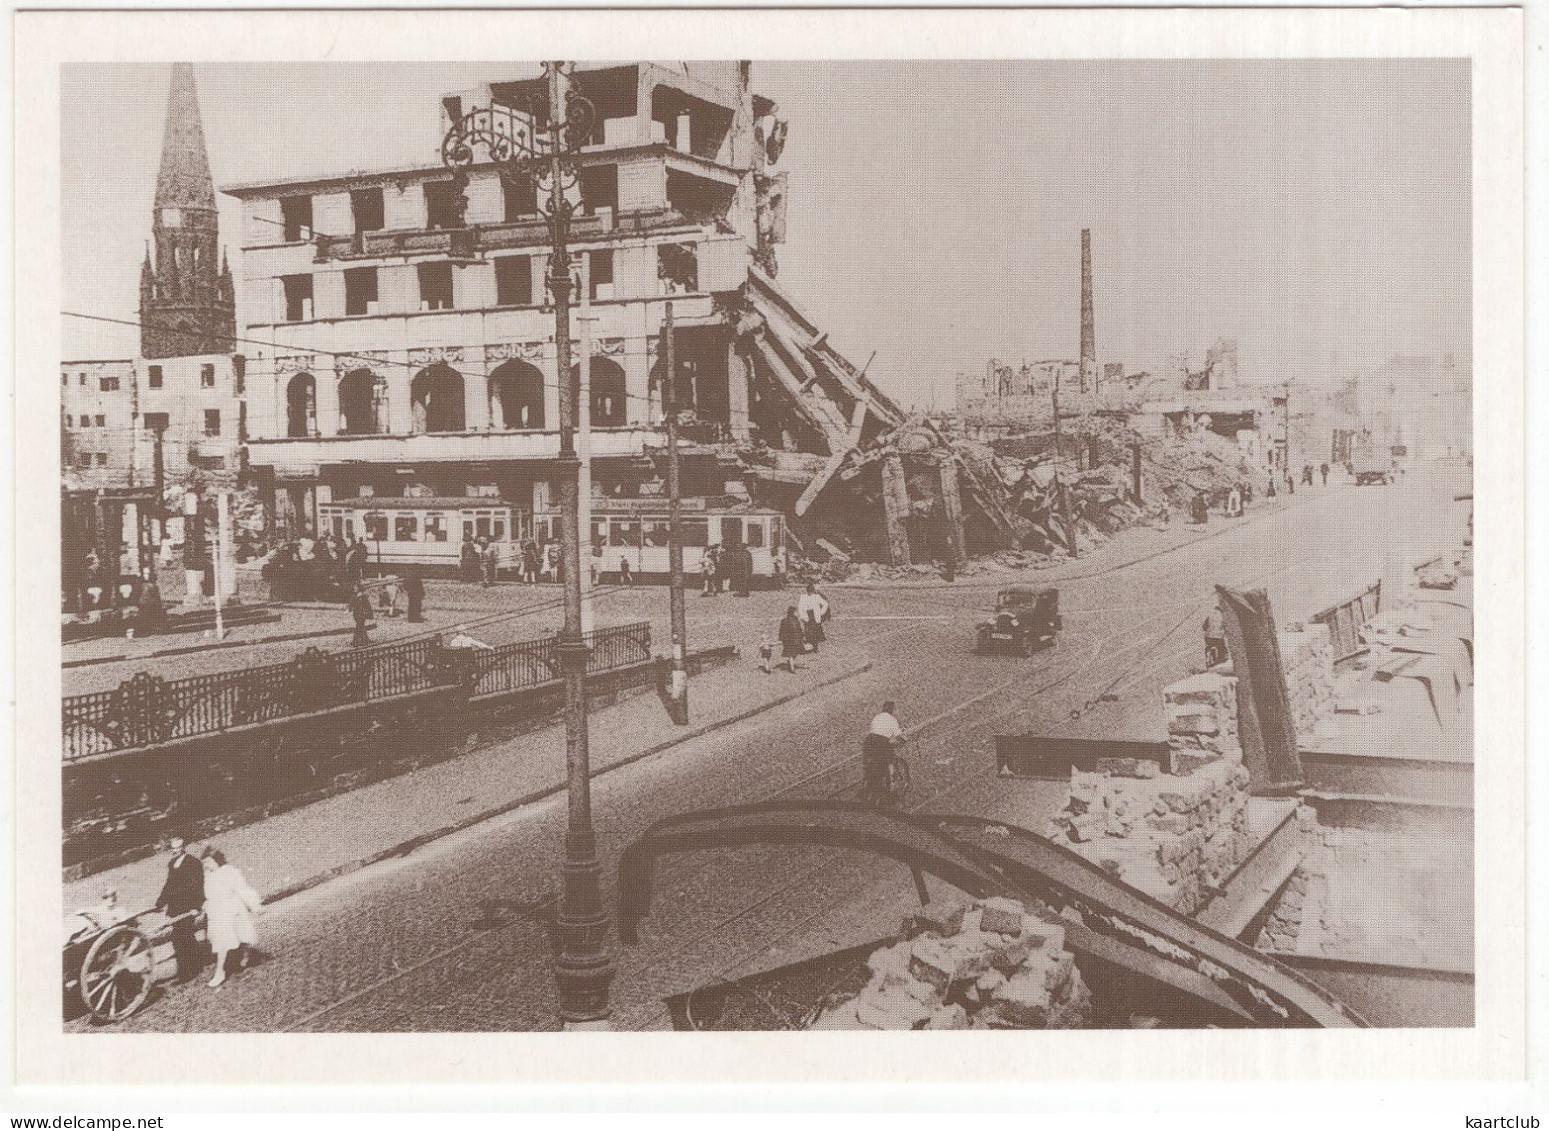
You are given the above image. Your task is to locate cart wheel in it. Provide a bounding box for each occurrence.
[80,924,155,1022]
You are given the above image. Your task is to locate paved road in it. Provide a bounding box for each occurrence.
[79,468,1469,1032]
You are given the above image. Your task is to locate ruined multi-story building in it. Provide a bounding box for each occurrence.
[233,61,896,538]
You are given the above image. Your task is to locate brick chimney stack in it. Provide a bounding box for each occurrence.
[1079,228,1096,394]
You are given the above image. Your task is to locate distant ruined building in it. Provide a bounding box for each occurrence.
[139,62,236,359]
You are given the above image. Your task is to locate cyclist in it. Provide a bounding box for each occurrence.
[863,700,905,805]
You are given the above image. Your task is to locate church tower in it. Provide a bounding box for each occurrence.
[140,62,235,359]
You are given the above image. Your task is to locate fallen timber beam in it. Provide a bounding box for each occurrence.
[750,335,842,453]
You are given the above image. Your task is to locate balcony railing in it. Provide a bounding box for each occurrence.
[312,208,698,263]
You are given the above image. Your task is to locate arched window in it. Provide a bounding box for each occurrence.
[489,361,545,430]
[339,368,388,435]
[286,373,317,438]
[582,357,628,428]
[410,363,465,434]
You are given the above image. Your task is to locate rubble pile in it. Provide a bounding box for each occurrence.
[1045,673,1253,915]
[1276,623,1338,741]
[812,897,1094,1030]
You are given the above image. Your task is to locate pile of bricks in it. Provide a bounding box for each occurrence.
[811,897,1093,1030]
[1276,623,1337,741]
[1044,672,1254,915]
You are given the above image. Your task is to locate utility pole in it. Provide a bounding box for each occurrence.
[663,301,689,724]
[213,490,229,639]
[578,252,595,634]
[442,60,612,1028]
[1130,441,1143,505]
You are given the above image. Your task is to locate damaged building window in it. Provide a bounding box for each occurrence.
[281,196,313,242]
[424,180,465,231]
[666,170,735,225]
[658,242,698,295]
[418,262,454,311]
[502,178,537,222]
[589,250,614,301]
[579,166,618,219]
[281,274,313,322]
[351,188,385,233]
[495,256,533,307]
[345,267,379,316]
[148,365,163,389]
[201,363,216,388]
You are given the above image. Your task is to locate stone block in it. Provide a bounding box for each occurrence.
[1170,749,1221,775]
[990,969,1052,1026]
[855,983,935,1030]
[1148,812,1190,836]
[866,941,913,982]
[979,897,1027,936]
[908,936,988,991]
[924,1002,969,1030]
[1095,757,1162,778]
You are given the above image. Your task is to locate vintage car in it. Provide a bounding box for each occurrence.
[975,586,1061,656]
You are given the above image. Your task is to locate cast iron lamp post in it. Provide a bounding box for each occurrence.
[441,61,613,1028]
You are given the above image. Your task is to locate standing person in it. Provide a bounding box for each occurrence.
[543,542,559,584]
[481,539,500,587]
[1320,462,1330,486]
[1189,491,1209,525]
[349,582,374,647]
[200,847,263,988]
[404,572,426,623]
[522,539,540,585]
[460,535,480,583]
[798,582,829,654]
[1203,607,1228,668]
[700,549,718,597]
[777,605,805,673]
[346,538,369,586]
[154,836,206,982]
[1302,464,1314,487]
[618,556,633,585]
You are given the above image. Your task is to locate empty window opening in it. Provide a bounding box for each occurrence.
[502,178,537,222]
[204,409,222,436]
[286,374,316,438]
[490,360,545,430]
[588,250,614,300]
[418,263,455,311]
[143,412,170,432]
[666,170,735,225]
[351,188,385,233]
[94,414,105,427]
[100,374,120,392]
[339,368,389,435]
[579,166,619,218]
[424,181,466,230]
[658,242,699,295]
[282,274,314,322]
[148,365,164,389]
[495,256,533,306]
[410,363,466,433]
[345,267,379,316]
[281,196,313,242]
[650,86,735,161]
[581,357,627,428]
[200,363,216,388]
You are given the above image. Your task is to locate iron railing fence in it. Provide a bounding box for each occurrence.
[63,622,653,762]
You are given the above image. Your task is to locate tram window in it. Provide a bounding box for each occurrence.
[682,518,709,547]
[475,517,491,540]
[424,514,448,542]
[720,517,744,547]
[745,520,765,548]
[462,521,474,542]
[394,514,419,542]
[492,518,505,541]
[611,520,641,547]
[643,520,670,547]
[363,512,388,542]
[770,520,782,555]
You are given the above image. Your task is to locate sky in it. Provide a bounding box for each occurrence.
[61,59,1471,407]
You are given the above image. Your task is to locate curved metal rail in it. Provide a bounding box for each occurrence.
[617,800,1365,1028]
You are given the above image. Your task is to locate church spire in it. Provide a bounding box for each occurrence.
[154,62,216,213]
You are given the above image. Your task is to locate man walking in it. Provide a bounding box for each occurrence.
[349,582,374,647]
[1320,462,1330,486]
[155,836,206,982]
[404,572,426,623]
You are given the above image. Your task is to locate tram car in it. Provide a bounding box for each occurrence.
[315,497,788,583]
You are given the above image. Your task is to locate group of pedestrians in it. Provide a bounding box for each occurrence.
[767,582,831,674]
[700,543,754,598]
[154,836,265,990]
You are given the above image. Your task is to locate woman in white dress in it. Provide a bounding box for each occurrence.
[201,848,262,988]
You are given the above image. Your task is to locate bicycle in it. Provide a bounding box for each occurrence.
[860,740,912,809]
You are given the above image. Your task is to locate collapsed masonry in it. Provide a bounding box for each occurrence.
[726,270,1265,573]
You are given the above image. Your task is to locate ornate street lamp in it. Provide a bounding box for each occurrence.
[442,62,613,1028]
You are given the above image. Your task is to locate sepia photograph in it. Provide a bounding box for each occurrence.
[12,6,1528,1099]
